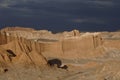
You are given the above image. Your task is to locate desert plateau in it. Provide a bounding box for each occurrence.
[0,27,120,80]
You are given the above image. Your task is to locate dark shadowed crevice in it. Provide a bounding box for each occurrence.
[47,59,62,68]
[6,49,16,57]
[47,58,68,70]
[6,49,16,61]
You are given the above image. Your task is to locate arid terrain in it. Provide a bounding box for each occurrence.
[0,27,120,80]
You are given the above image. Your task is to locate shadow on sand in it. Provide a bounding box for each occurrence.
[47,58,68,70]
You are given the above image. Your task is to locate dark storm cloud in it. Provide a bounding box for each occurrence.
[0,0,120,32]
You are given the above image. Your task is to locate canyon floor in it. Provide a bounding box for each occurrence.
[0,27,120,80]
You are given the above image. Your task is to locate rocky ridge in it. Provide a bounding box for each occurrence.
[0,27,120,80]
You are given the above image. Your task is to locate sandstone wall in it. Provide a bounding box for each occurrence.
[0,32,7,44]
[103,40,120,49]
[0,32,47,67]
[0,29,103,63]
[40,34,103,59]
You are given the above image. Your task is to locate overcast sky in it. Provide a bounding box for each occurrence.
[0,0,120,32]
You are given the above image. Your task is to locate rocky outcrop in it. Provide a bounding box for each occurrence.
[62,29,80,37]
[0,32,47,69]
[40,32,103,59]
[0,27,120,80]
[0,27,104,62]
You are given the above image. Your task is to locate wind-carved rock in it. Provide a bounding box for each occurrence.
[0,27,120,80]
[0,29,47,69]
[0,27,104,70]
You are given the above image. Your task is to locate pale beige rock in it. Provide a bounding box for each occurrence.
[0,27,120,80]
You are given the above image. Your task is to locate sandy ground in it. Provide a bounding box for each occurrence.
[0,56,120,80]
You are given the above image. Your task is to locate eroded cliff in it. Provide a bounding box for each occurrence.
[0,27,120,80]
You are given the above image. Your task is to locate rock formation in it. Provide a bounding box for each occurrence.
[0,27,120,80]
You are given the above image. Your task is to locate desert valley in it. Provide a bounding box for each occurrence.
[0,27,120,80]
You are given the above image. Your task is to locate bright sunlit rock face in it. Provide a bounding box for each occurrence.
[0,27,120,80]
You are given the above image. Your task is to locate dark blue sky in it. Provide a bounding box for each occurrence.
[0,0,120,32]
